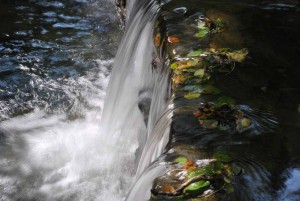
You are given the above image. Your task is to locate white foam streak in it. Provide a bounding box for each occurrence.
[279,168,300,201]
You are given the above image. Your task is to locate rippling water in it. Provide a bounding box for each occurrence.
[0,0,124,200]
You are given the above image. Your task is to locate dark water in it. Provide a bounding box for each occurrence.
[127,0,300,200]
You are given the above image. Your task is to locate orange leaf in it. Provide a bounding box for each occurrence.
[161,184,175,193]
[168,36,180,43]
[155,33,161,47]
[183,160,196,170]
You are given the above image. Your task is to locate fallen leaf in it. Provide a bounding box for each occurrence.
[194,69,205,77]
[172,74,186,85]
[168,36,180,43]
[183,181,210,193]
[155,33,161,47]
[187,59,199,67]
[174,156,188,164]
[226,48,248,62]
[187,49,203,57]
[241,118,251,127]
[184,93,201,99]
[195,27,209,38]
[161,184,176,193]
[170,62,179,69]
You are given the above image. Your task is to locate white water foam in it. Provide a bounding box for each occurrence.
[0,59,132,201]
[278,168,300,201]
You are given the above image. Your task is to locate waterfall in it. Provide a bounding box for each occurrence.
[100,0,172,198]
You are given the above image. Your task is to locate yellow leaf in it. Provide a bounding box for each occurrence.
[172,74,186,85]
[184,93,201,99]
[226,48,248,62]
[241,118,251,127]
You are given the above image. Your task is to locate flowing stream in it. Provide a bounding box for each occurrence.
[1,0,300,201]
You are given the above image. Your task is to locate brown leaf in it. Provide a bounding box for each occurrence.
[168,36,180,43]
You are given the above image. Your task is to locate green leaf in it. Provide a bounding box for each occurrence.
[174,69,182,75]
[184,93,201,99]
[183,181,210,192]
[213,151,232,162]
[187,59,199,66]
[171,62,179,69]
[182,69,196,73]
[194,69,205,77]
[214,96,236,107]
[187,167,214,179]
[187,49,203,57]
[174,156,188,164]
[195,28,209,38]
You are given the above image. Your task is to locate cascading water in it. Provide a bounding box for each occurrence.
[0,0,172,200]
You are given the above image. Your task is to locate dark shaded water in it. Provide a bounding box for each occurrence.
[127,0,300,200]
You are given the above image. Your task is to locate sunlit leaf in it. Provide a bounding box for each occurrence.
[226,48,248,62]
[183,181,210,193]
[172,74,186,85]
[184,93,201,99]
[177,64,192,69]
[194,69,205,77]
[187,167,214,179]
[174,156,188,164]
[187,49,203,57]
[170,62,179,69]
[241,118,251,127]
[174,69,182,75]
[168,36,180,43]
[187,59,199,66]
[195,28,209,38]
[182,69,196,73]
[161,184,176,193]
